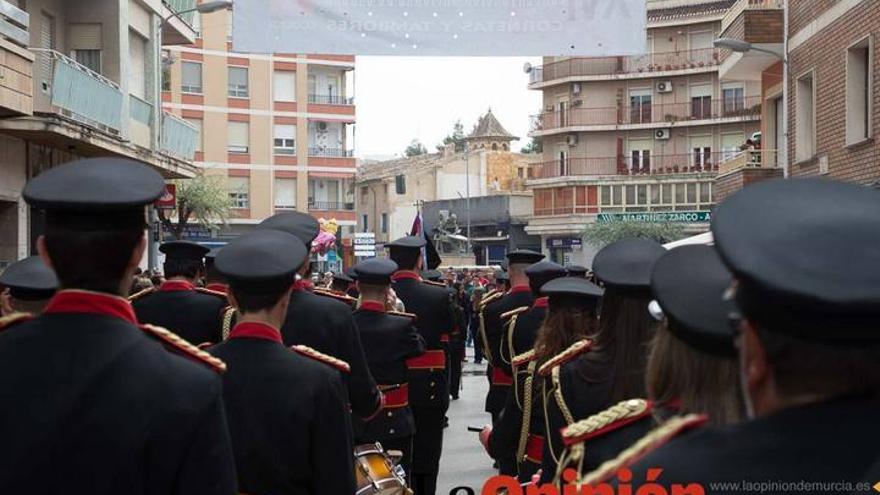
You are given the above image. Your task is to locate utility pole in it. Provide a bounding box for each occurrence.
[465,151,472,256]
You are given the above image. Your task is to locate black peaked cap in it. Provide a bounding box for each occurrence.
[592,238,666,290]
[651,245,736,357]
[525,260,568,293]
[0,256,59,300]
[256,212,320,247]
[216,230,307,292]
[160,240,210,261]
[354,258,399,285]
[507,249,545,265]
[540,277,604,304]
[386,235,426,250]
[421,269,442,281]
[566,265,589,277]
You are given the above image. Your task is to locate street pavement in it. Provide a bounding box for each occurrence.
[437,347,497,494]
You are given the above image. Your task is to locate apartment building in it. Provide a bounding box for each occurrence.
[524,0,762,265]
[161,7,357,253]
[785,0,880,184]
[0,0,199,267]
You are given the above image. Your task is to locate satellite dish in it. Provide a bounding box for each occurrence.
[523,62,533,74]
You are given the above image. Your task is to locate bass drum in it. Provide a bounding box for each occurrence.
[354,443,411,495]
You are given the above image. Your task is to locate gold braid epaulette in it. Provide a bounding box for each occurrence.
[128,287,155,302]
[292,345,351,373]
[579,414,709,486]
[388,310,417,320]
[562,399,651,444]
[479,291,503,311]
[139,323,227,373]
[221,307,236,341]
[501,306,530,320]
[538,339,593,377]
[0,311,33,331]
[314,288,358,306]
[511,349,536,367]
[195,287,227,299]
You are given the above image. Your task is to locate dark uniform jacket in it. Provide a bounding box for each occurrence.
[209,322,355,495]
[625,397,880,494]
[132,280,227,345]
[0,290,237,495]
[391,270,455,474]
[280,282,382,420]
[352,301,426,442]
[482,285,534,415]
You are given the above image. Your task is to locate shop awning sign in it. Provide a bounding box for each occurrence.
[596,211,712,224]
[233,0,647,56]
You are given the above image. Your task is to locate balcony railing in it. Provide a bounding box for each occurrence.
[718,149,779,175]
[722,0,785,33]
[531,96,762,132]
[161,111,198,160]
[308,94,354,105]
[162,0,197,26]
[129,95,153,125]
[530,48,723,84]
[308,147,354,158]
[529,153,727,179]
[35,49,123,133]
[308,201,355,211]
[0,0,29,48]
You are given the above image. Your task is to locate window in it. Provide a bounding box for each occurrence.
[630,149,650,173]
[796,71,816,162]
[846,36,873,144]
[690,85,712,119]
[274,71,296,102]
[228,66,248,97]
[517,167,524,179]
[637,185,648,205]
[700,182,712,204]
[161,53,171,91]
[722,83,745,114]
[381,213,388,234]
[228,177,250,209]
[181,62,202,93]
[692,146,711,169]
[128,30,147,99]
[309,179,341,207]
[722,133,744,161]
[274,178,296,209]
[629,89,652,124]
[362,214,369,233]
[675,183,685,204]
[72,49,101,73]
[228,121,249,153]
[273,124,296,154]
[558,150,567,176]
[686,183,697,204]
[184,118,202,152]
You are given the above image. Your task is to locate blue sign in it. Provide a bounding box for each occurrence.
[546,237,583,249]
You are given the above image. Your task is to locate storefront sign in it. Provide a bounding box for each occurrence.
[546,237,582,250]
[234,0,646,56]
[155,184,176,210]
[596,211,712,223]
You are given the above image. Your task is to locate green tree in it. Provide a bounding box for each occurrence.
[157,174,232,240]
[438,119,467,152]
[582,221,686,249]
[521,136,543,154]
[405,139,428,157]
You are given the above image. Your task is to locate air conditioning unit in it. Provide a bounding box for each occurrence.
[566,134,578,146]
[572,82,582,95]
[654,129,671,140]
[656,81,673,93]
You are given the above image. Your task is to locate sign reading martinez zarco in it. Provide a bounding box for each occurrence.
[596,211,712,223]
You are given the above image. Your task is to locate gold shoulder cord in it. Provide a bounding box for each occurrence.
[553,365,576,425]
[221,308,236,341]
[516,360,538,467]
[478,309,494,365]
[502,313,519,369]
[541,373,560,466]
[540,364,575,470]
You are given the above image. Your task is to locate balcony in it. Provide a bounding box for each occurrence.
[529,48,722,86]
[161,111,198,160]
[34,49,123,134]
[308,147,354,158]
[718,149,780,175]
[529,153,725,180]
[719,0,784,81]
[531,96,762,135]
[308,94,354,105]
[308,201,355,211]
[161,0,198,46]
[0,0,32,116]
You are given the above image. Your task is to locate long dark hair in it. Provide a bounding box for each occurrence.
[575,288,657,402]
[646,324,745,426]
[534,296,599,368]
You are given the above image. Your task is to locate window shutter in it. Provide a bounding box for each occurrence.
[228,122,249,151]
[128,30,146,99]
[274,178,297,208]
[273,71,296,101]
[69,23,102,50]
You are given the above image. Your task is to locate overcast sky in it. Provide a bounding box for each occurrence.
[354,56,542,159]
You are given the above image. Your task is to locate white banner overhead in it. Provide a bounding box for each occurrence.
[233,0,647,56]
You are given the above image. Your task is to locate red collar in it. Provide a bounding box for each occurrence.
[391,270,421,282]
[292,279,314,292]
[206,283,228,294]
[533,297,549,309]
[44,289,138,325]
[229,321,283,343]
[359,300,386,313]
[509,285,531,295]
[159,280,194,292]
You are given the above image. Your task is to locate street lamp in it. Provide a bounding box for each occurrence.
[713,37,785,62]
[163,1,233,26]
